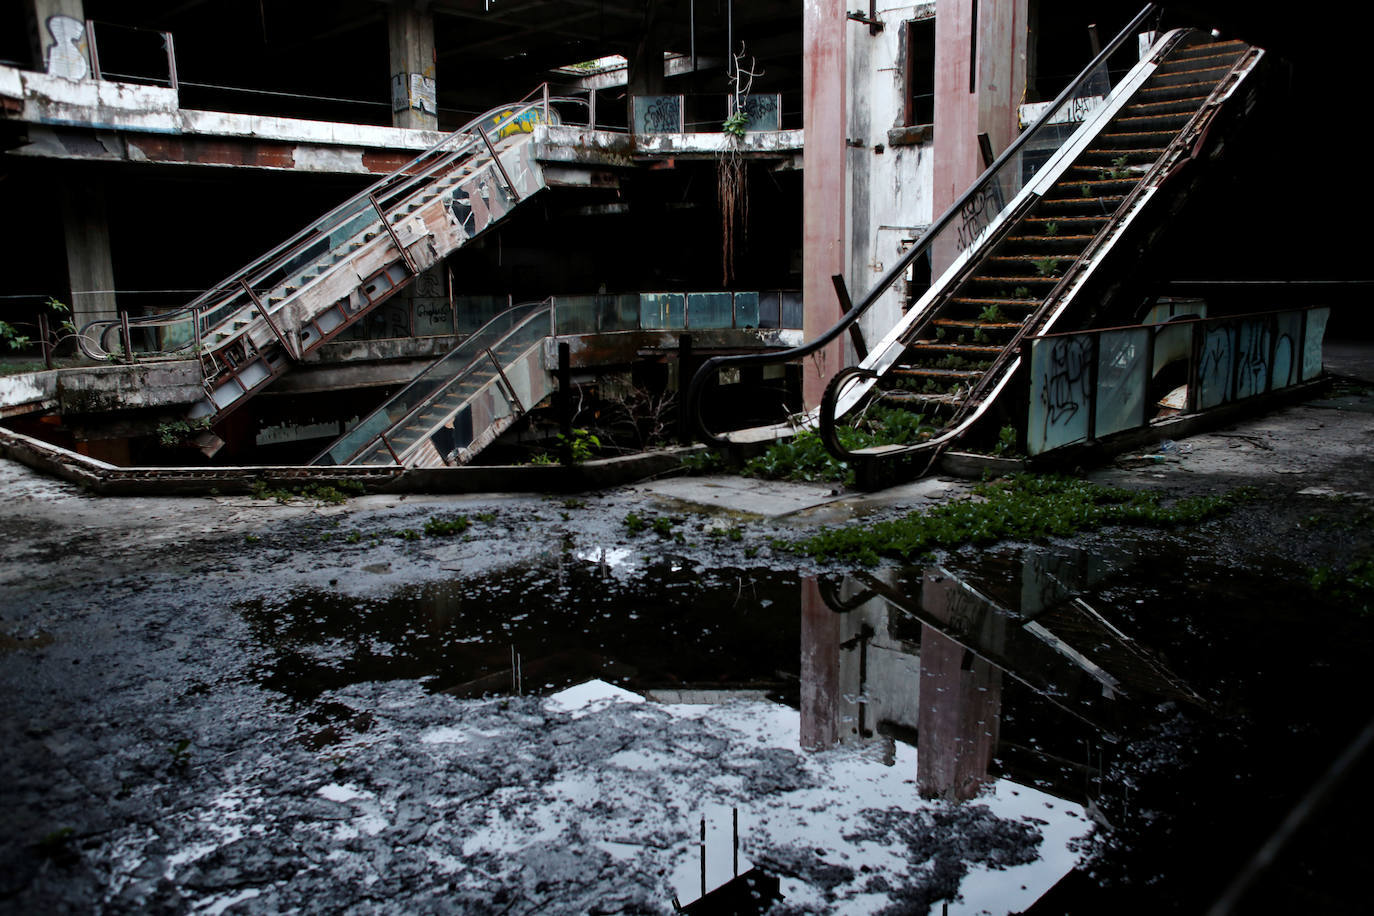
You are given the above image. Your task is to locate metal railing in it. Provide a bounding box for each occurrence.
[683,4,1164,447]
[314,299,553,466]
[78,84,587,363]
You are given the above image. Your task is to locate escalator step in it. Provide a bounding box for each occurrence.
[891,366,985,381]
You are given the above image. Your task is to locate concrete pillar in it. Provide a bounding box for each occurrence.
[801,0,848,408]
[931,0,1027,219]
[24,0,93,79]
[389,4,437,131]
[59,177,118,330]
[626,4,668,97]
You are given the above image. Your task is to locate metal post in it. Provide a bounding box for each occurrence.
[832,274,867,360]
[164,30,179,90]
[380,434,403,466]
[38,313,52,370]
[239,279,296,359]
[588,89,597,129]
[542,82,550,124]
[369,192,419,275]
[86,20,102,80]
[699,816,707,898]
[732,807,739,877]
[679,334,693,444]
[558,342,572,464]
[1142,325,1157,428]
[119,310,133,363]
[476,126,522,203]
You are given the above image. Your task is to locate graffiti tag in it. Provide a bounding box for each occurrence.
[45,15,89,80]
[1037,336,1093,439]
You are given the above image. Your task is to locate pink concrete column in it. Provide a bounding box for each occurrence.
[801,0,848,408]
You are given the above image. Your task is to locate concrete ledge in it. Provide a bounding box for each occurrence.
[0,424,705,496]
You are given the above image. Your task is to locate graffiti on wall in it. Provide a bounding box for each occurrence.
[1035,335,1094,442]
[635,96,682,134]
[955,183,1006,252]
[1234,321,1271,399]
[1197,325,1233,408]
[45,15,89,80]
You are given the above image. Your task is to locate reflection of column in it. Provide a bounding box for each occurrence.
[918,573,1005,800]
[799,577,842,750]
[917,625,1003,800]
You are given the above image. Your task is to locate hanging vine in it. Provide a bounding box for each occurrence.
[718,45,761,287]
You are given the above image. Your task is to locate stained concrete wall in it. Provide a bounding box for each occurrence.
[846,1,937,357]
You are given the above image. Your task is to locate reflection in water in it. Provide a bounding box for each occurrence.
[801,551,1205,805]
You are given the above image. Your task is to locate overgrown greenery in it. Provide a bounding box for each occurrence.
[250,479,366,504]
[423,515,470,537]
[1310,558,1374,615]
[789,474,1249,564]
[156,416,214,448]
[739,406,937,486]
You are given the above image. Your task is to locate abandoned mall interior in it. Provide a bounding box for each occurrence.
[1,0,1364,482]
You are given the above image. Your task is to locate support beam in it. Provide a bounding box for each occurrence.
[802,0,847,409]
[59,176,117,331]
[389,4,437,131]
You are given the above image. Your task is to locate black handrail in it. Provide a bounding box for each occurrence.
[684,3,1161,446]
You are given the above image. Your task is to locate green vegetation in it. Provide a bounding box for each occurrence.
[1101,154,1132,180]
[1044,221,1059,237]
[1310,558,1374,615]
[624,512,648,534]
[250,479,365,505]
[156,417,214,448]
[722,109,750,138]
[789,474,1248,564]
[651,516,676,537]
[680,450,726,475]
[1031,257,1061,278]
[169,737,192,769]
[742,407,935,486]
[423,515,470,537]
[993,424,1019,457]
[556,428,601,463]
[977,303,1006,323]
[1013,286,1031,299]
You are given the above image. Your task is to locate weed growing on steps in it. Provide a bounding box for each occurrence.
[1031,257,1062,277]
[790,474,1251,564]
[741,407,937,486]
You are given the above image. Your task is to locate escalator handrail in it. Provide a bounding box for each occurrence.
[313,297,553,465]
[78,87,575,358]
[685,3,1162,446]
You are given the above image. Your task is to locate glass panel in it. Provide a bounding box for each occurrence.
[454,296,508,334]
[599,294,639,332]
[734,291,760,329]
[1303,307,1329,381]
[632,95,683,134]
[640,293,685,329]
[1272,311,1302,389]
[780,291,804,329]
[688,292,733,329]
[555,295,598,334]
[1234,318,1271,399]
[1028,335,1093,455]
[756,291,782,329]
[739,94,782,131]
[1095,328,1148,438]
[316,300,549,465]
[1197,323,1234,409]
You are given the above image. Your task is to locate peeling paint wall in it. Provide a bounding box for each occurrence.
[846,2,937,356]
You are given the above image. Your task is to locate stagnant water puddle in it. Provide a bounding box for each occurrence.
[235,536,1374,913]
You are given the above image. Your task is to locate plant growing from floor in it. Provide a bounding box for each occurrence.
[423,515,470,537]
[1013,286,1031,299]
[156,416,215,448]
[993,424,1019,456]
[1080,183,1092,197]
[1044,221,1060,236]
[1031,257,1061,277]
[624,512,648,534]
[556,427,601,463]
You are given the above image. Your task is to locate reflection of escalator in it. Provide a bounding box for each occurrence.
[689,12,1266,486]
[314,301,555,467]
[78,93,562,444]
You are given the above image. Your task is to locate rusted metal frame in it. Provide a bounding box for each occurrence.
[380,434,404,466]
[238,279,297,360]
[832,274,868,360]
[475,126,522,203]
[485,347,526,414]
[86,20,102,80]
[369,193,419,276]
[1086,331,1101,442]
[846,0,884,34]
[119,311,133,363]
[164,30,179,90]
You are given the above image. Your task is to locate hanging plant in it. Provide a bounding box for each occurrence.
[718,44,761,287]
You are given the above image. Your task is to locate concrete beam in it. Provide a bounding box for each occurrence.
[59,176,117,329]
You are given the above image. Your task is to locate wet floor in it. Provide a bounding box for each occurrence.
[224,526,1374,914]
